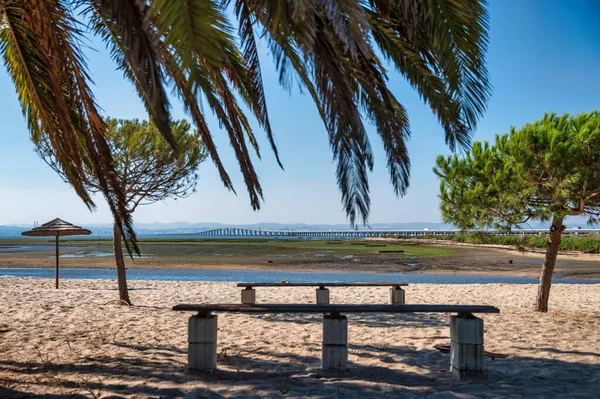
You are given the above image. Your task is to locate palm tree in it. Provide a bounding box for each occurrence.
[0,0,491,249]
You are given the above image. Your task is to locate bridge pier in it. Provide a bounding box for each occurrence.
[191,228,469,238]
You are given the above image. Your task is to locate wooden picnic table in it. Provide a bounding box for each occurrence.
[236,282,409,305]
[173,303,500,379]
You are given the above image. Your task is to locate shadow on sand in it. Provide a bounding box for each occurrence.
[1,335,600,398]
[249,312,449,329]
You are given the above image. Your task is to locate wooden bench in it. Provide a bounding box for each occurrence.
[237,282,410,305]
[173,304,499,380]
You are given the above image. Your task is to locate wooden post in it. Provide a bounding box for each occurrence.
[241,287,256,304]
[322,313,348,370]
[389,286,405,304]
[450,313,485,380]
[316,287,330,304]
[55,235,59,289]
[188,313,218,372]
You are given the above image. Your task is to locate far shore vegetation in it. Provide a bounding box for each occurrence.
[393,233,600,253]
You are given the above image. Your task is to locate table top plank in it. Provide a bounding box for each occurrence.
[173,303,499,314]
[236,282,409,287]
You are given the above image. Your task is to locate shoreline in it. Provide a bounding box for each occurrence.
[2,237,600,280]
[1,264,599,282]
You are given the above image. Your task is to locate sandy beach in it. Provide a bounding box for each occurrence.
[0,278,599,398]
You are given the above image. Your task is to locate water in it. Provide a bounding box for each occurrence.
[59,251,152,258]
[0,245,78,253]
[0,267,597,284]
[60,251,114,258]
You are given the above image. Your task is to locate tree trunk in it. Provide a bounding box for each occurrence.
[535,215,564,312]
[113,221,131,306]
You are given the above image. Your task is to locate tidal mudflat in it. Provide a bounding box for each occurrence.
[1,237,599,279]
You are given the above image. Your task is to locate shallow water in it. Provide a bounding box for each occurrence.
[60,251,113,258]
[0,267,597,284]
[0,245,78,253]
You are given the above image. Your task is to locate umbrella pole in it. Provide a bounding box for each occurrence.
[55,235,59,289]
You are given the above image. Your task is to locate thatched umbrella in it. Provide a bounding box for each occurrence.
[21,218,92,289]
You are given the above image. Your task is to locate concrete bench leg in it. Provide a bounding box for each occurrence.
[316,288,330,304]
[389,286,405,304]
[241,287,256,304]
[450,314,485,380]
[188,313,218,372]
[322,313,348,370]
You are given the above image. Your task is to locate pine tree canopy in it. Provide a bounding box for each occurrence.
[434,111,600,230]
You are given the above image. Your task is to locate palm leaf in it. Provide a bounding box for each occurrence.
[4,0,492,232]
[84,0,175,148]
[234,0,491,224]
[150,0,264,208]
[1,0,138,253]
[234,0,282,168]
[156,42,236,193]
[367,0,491,150]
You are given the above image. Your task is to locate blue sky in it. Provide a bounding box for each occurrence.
[1,0,600,226]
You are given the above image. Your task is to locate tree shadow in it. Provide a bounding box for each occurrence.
[1,341,599,398]
[0,386,88,399]
[512,346,600,358]
[110,341,187,356]
[250,312,449,328]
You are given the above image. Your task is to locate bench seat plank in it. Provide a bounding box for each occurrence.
[237,282,409,287]
[173,303,499,314]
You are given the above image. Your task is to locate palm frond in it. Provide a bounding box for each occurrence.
[3,0,491,232]
[235,0,490,224]
[234,0,282,168]
[0,0,137,253]
[367,9,466,148]
[156,42,235,193]
[1,2,91,204]
[367,0,491,150]
[234,1,377,224]
[84,0,174,148]
[150,0,264,208]
[206,66,264,208]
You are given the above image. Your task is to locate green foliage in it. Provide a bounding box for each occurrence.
[1,0,492,229]
[0,0,137,251]
[37,118,206,212]
[395,233,600,253]
[434,112,600,229]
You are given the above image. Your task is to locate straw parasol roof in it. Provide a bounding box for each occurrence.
[22,218,92,288]
[21,218,92,237]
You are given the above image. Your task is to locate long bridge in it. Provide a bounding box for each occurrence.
[190,227,598,238]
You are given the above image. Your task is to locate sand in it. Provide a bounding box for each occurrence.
[0,278,599,398]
